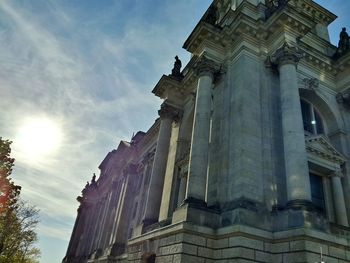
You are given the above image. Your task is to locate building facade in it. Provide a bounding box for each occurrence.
[63,0,350,262]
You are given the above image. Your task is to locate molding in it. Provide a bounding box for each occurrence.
[305,135,346,165]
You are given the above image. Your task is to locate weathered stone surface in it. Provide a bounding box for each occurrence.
[229,236,264,250]
[329,246,347,259]
[63,1,350,263]
[270,242,289,253]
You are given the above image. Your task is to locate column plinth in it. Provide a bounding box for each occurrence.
[271,43,312,206]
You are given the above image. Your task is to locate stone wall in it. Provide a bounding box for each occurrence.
[127,223,350,263]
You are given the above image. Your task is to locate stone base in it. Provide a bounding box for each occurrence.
[172,203,220,228]
[132,219,159,237]
[127,222,350,263]
[273,206,329,232]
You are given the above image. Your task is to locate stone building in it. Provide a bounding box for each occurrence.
[63,0,350,262]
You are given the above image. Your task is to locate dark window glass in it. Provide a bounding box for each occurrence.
[301,100,313,133]
[300,100,324,135]
[309,173,325,212]
[314,110,324,134]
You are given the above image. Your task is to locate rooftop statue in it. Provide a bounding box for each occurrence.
[339,28,350,51]
[265,0,288,18]
[171,56,183,79]
[335,27,350,58]
[204,4,217,25]
[91,173,96,184]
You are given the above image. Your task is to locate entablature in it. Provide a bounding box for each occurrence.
[335,52,350,74]
[264,8,314,42]
[287,0,336,26]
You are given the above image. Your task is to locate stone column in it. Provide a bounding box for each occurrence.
[185,57,216,205]
[271,43,312,206]
[143,102,180,224]
[331,173,349,226]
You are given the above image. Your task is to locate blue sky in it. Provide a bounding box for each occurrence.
[0,1,349,262]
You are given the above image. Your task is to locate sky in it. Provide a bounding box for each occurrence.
[0,0,349,262]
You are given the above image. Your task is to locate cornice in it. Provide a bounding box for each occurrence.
[287,0,337,26]
[152,74,184,104]
[299,47,337,76]
[265,9,314,41]
[183,21,223,54]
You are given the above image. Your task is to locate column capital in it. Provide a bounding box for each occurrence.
[194,56,220,77]
[158,102,182,121]
[271,43,303,67]
[330,170,344,178]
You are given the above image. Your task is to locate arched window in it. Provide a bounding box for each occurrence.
[300,99,324,135]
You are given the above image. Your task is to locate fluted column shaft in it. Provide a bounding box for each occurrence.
[143,103,179,222]
[332,175,349,226]
[186,58,215,203]
[272,44,312,205]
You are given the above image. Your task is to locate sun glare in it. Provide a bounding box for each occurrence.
[16,118,63,161]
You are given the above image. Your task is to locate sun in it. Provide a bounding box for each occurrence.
[16,117,63,161]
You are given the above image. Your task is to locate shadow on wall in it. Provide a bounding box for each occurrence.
[141,253,156,263]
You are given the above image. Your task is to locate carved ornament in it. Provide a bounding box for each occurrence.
[158,102,183,121]
[194,56,220,77]
[271,43,303,67]
[336,88,350,107]
[302,78,319,91]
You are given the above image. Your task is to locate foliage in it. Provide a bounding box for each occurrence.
[0,138,40,263]
[0,138,20,213]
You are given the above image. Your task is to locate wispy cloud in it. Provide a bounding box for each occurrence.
[0,2,212,261]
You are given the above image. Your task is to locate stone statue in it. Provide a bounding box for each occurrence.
[335,27,350,58]
[204,4,217,25]
[338,27,350,52]
[171,56,183,78]
[91,173,96,183]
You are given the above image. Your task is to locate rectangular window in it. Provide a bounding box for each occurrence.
[301,100,313,133]
[309,173,325,212]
